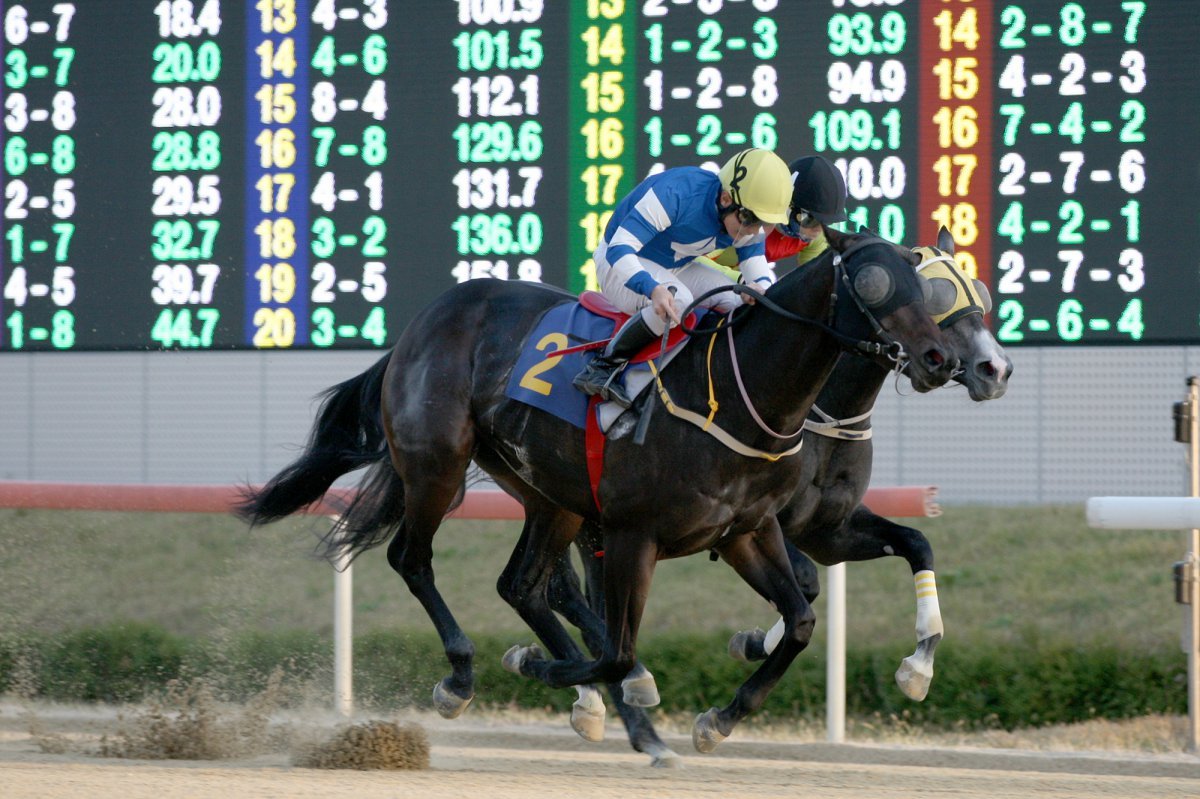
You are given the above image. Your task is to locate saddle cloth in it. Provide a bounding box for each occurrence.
[503,292,697,431]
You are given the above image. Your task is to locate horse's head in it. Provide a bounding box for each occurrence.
[823,227,957,393]
[912,226,1012,401]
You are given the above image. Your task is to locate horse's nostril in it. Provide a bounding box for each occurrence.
[924,349,945,369]
[979,360,997,378]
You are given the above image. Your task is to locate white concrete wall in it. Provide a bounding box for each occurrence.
[1,346,1195,504]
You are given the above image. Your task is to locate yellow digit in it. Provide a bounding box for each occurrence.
[931,105,979,148]
[579,259,598,291]
[252,307,296,348]
[931,57,979,100]
[587,0,625,20]
[518,332,570,396]
[932,8,980,51]
[931,153,978,197]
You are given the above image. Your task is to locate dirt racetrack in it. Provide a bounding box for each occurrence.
[3,704,1199,799]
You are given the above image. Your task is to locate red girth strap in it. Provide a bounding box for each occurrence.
[585,395,605,512]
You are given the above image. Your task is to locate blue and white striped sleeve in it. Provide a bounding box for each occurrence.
[733,238,775,288]
[604,188,675,298]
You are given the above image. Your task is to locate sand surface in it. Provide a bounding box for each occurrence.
[2,703,1199,798]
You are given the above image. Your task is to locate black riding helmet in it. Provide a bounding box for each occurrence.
[781,155,848,238]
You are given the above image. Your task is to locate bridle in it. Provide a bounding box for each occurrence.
[681,237,910,365]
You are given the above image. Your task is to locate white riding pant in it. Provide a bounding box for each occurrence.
[595,241,747,336]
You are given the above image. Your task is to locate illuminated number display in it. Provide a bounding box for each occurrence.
[0,1,1194,349]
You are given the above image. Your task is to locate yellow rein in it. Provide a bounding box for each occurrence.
[646,317,804,462]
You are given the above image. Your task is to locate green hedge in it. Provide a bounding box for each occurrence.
[0,624,1186,730]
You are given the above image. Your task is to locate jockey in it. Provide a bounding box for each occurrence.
[708,154,848,274]
[573,148,792,407]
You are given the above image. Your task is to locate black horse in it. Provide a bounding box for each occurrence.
[236,228,956,752]
[558,227,1012,764]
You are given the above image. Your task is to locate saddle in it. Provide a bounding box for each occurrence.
[577,291,693,363]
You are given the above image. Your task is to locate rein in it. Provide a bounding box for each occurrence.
[681,250,906,364]
[655,239,926,456]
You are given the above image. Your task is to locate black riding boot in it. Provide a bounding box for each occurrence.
[573,313,660,408]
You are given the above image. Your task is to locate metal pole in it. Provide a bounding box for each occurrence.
[332,531,354,718]
[826,562,846,743]
[1188,378,1199,753]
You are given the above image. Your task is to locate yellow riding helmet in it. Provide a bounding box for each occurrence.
[718,148,792,225]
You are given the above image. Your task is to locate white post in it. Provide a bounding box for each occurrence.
[1187,377,1200,754]
[826,562,846,743]
[333,545,353,718]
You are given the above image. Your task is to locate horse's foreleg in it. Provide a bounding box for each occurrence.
[728,540,820,662]
[803,506,943,701]
[698,521,814,753]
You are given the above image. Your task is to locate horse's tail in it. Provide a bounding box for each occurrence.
[235,352,393,530]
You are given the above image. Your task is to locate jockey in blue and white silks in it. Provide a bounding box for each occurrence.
[599,166,774,326]
[575,148,793,407]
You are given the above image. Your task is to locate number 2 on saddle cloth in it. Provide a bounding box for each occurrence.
[503,291,700,509]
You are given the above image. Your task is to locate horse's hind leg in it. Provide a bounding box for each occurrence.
[553,523,679,767]
[492,498,608,739]
[385,430,480,718]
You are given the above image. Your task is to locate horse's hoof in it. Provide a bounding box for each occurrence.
[692,708,727,753]
[570,690,607,742]
[501,643,544,675]
[895,653,934,701]
[432,677,474,719]
[727,628,766,662]
[895,633,940,701]
[646,745,683,769]
[621,664,660,707]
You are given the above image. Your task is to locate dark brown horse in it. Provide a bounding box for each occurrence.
[560,228,1012,764]
[236,228,956,753]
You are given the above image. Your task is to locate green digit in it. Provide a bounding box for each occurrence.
[879,11,906,54]
[312,307,335,347]
[1056,299,1084,342]
[51,310,76,349]
[312,217,336,257]
[751,17,778,59]
[644,23,663,64]
[1117,298,1144,340]
[5,50,28,89]
[361,307,387,346]
[312,36,337,75]
[1059,3,1087,46]
[362,126,387,166]
[1121,1,1146,43]
[312,127,335,167]
[6,311,24,349]
[52,222,74,262]
[643,117,662,157]
[999,104,1025,146]
[881,108,901,149]
[196,308,219,347]
[808,111,828,152]
[696,19,723,62]
[53,47,75,86]
[997,300,1025,342]
[1057,102,1085,145]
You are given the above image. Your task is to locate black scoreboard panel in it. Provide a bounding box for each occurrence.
[0,0,1194,350]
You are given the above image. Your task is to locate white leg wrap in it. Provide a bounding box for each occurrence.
[762,616,785,656]
[913,570,944,640]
